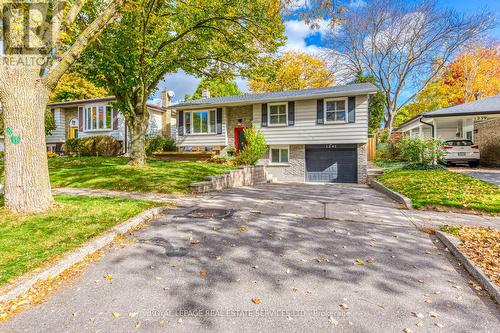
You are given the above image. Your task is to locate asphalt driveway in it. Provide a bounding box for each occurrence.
[449,167,500,186]
[2,183,499,332]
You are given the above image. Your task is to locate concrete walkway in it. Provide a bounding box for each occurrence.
[2,183,499,332]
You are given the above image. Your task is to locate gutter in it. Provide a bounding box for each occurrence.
[419,118,435,137]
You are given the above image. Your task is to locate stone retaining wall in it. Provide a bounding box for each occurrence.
[189,165,269,193]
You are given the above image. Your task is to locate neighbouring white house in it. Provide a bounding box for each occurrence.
[45,91,176,154]
[395,94,500,166]
[170,83,378,183]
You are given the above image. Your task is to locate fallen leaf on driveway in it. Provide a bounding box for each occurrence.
[403,328,413,333]
[251,298,262,304]
[239,226,249,232]
[191,240,200,245]
[339,304,349,310]
[429,311,439,318]
[354,259,365,265]
[435,323,444,328]
[367,258,375,264]
[135,321,141,329]
[105,274,113,281]
[416,322,423,327]
[412,312,424,319]
[129,312,138,317]
[328,316,338,325]
[112,312,120,318]
[200,271,207,278]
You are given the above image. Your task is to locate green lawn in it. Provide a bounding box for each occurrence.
[378,169,500,214]
[21,157,233,194]
[0,195,161,285]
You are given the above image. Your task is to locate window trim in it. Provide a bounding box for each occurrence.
[82,104,113,132]
[267,102,288,127]
[324,97,348,124]
[184,109,217,135]
[269,145,290,165]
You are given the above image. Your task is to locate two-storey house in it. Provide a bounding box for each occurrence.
[170,83,378,183]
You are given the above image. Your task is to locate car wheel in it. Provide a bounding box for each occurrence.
[468,161,479,168]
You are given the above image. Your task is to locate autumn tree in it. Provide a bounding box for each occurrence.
[249,50,334,93]
[324,0,494,130]
[0,0,125,213]
[350,72,385,133]
[187,78,242,101]
[79,0,284,167]
[50,72,108,102]
[394,44,500,126]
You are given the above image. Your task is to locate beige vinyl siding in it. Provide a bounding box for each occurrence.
[46,108,66,143]
[252,95,369,144]
[176,108,227,147]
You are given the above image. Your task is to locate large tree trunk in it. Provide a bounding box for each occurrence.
[127,111,149,167]
[0,69,53,213]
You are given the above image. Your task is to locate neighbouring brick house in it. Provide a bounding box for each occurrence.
[395,94,500,167]
[45,91,176,154]
[170,83,378,184]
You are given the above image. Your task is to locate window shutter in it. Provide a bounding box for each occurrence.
[112,108,119,130]
[216,108,223,134]
[316,99,324,125]
[288,101,295,126]
[261,103,268,127]
[78,107,83,131]
[348,96,356,123]
[178,110,184,136]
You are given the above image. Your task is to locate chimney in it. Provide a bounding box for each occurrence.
[161,89,174,108]
[201,88,211,99]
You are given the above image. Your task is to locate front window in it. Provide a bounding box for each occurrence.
[83,105,113,131]
[268,103,287,126]
[270,146,289,164]
[325,98,347,123]
[185,110,216,134]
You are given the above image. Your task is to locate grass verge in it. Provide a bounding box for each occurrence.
[0,195,161,286]
[440,225,499,287]
[378,169,500,214]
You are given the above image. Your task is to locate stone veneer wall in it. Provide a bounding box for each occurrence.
[475,119,500,167]
[226,105,253,148]
[259,145,305,182]
[189,165,269,193]
[357,143,368,184]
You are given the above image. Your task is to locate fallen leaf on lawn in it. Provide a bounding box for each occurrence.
[199,271,207,278]
[251,298,262,304]
[190,240,200,245]
[112,312,120,318]
[339,304,349,310]
[354,259,365,265]
[328,316,338,325]
[105,274,113,281]
[239,226,249,232]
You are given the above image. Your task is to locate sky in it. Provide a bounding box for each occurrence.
[152,0,500,105]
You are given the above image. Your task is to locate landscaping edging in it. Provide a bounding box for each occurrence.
[436,231,500,305]
[0,206,167,304]
[369,179,413,209]
[190,165,270,193]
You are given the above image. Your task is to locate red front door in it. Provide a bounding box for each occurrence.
[234,127,246,155]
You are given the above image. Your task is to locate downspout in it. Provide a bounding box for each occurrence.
[419,117,435,138]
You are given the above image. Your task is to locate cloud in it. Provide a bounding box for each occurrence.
[281,19,332,55]
[153,70,201,103]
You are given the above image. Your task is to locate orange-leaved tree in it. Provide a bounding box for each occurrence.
[249,51,334,93]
